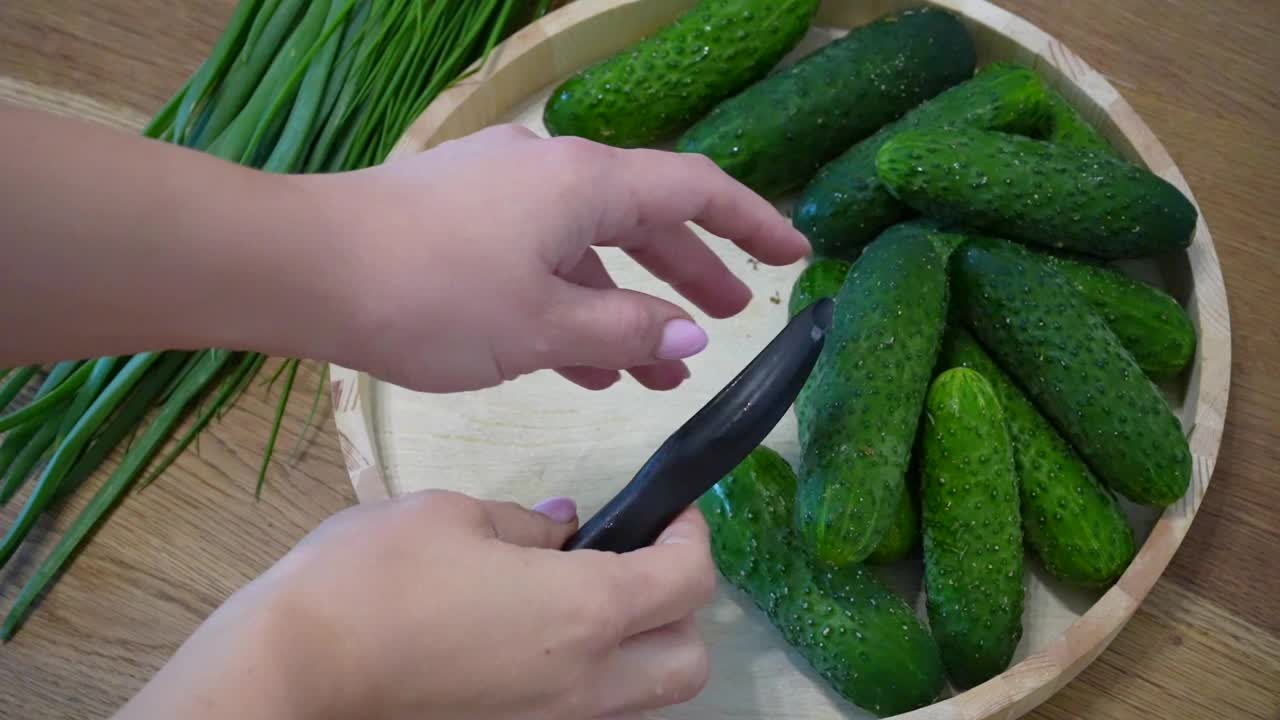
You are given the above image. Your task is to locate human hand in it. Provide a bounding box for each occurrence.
[311,124,810,393]
[117,492,718,720]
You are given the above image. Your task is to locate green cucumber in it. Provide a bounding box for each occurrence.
[675,7,975,196]
[789,257,851,448]
[788,257,850,319]
[920,367,1024,689]
[794,62,1050,259]
[787,256,918,565]
[1040,253,1196,379]
[951,237,1192,506]
[939,326,1136,588]
[864,472,919,565]
[699,446,945,716]
[796,222,950,566]
[876,127,1198,259]
[542,0,819,147]
[1040,88,1114,153]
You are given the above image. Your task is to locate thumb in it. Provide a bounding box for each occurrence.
[481,496,580,549]
[542,283,709,371]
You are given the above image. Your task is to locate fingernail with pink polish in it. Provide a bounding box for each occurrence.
[657,319,708,360]
[532,496,577,524]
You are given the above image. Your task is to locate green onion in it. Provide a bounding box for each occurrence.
[0,353,160,569]
[0,367,39,411]
[0,361,94,433]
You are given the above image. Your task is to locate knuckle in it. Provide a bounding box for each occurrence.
[549,135,605,164]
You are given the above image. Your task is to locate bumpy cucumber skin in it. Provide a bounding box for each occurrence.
[790,257,851,449]
[876,128,1198,259]
[1040,89,1114,153]
[1040,253,1197,379]
[675,7,976,196]
[951,237,1192,506]
[920,367,1024,689]
[864,473,919,565]
[796,223,950,567]
[794,62,1050,259]
[939,326,1136,588]
[698,446,945,717]
[543,0,818,148]
[788,257,851,319]
[788,257,919,565]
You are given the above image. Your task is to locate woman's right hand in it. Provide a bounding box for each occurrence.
[115,490,718,720]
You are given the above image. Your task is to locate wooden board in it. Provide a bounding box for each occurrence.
[329,0,1230,717]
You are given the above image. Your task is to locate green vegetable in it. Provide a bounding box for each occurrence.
[677,6,976,196]
[699,446,944,716]
[920,367,1024,689]
[796,222,950,566]
[938,326,1135,588]
[951,237,1191,506]
[1039,88,1114,153]
[863,475,919,565]
[542,0,819,148]
[794,62,1050,259]
[1040,252,1196,379]
[789,257,851,448]
[875,127,1198,258]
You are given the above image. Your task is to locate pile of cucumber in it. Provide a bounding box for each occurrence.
[546,1,1198,715]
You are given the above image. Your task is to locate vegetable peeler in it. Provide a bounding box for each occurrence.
[562,298,834,553]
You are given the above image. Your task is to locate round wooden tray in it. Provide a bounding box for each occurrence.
[329,0,1230,717]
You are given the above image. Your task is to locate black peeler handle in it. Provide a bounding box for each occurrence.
[562,298,834,553]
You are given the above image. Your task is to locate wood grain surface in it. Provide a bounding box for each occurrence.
[0,1,1277,719]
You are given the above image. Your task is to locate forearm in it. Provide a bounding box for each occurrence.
[0,106,355,366]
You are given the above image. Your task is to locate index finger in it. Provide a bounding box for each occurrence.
[604,505,720,638]
[602,148,811,266]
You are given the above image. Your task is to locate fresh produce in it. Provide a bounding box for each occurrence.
[789,257,919,565]
[796,222,950,567]
[951,237,1192,506]
[789,257,851,447]
[794,62,1050,258]
[864,474,919,565]
[876,127,1199,258]
[699,446,945,716]
[920,367,1024,689]
[0,0,554,640]
[1040,88,1115,153]
[542,0,819,148]
[938,326,1136,588]
[787,257,850,319]
[1040,253,1196,378]
[676,7,976,196]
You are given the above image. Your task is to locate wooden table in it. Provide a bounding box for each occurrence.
[1,1,1277,717]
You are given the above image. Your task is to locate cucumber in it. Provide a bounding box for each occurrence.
[794,62,1050,259]
[876,127,1198,259]
[788,256,919,565]
[1040,253,1196,379]
[951,237,1192,506]
[789,257,851,448]
[920,367,1024,689]
[788,257,850,319]
[864,467,919,565]
[543,0,819,147]
[698,446,945,716]
[796,222,950,566]
[1040,88,1115,153]
[675,7,975,196]
[939,326,1136,588]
